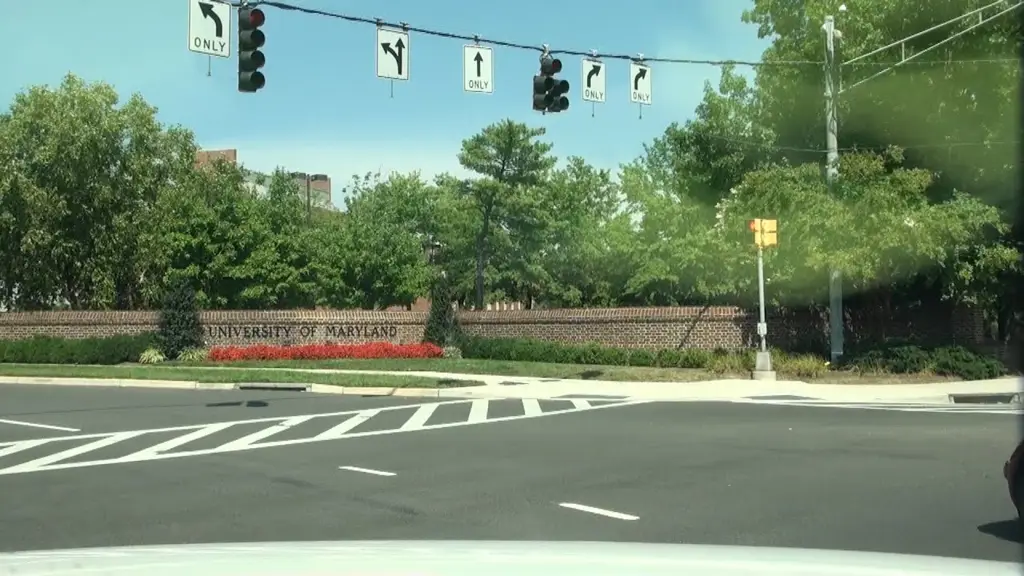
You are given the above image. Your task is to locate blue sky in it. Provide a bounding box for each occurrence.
[0,0,769,206]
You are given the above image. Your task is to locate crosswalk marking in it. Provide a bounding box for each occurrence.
[522,398,542,417]
[217,415,316,451]
[467,399,489,423]
[314,409,380,440]
[400,403,439,431]
[0,398,646,476]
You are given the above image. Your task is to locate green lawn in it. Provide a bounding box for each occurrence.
[189,358,728,382]
[0,363,479,388]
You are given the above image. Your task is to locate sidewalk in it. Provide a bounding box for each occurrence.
[0,368,1018,404]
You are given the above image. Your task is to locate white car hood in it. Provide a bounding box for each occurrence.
[0,541,1017,575]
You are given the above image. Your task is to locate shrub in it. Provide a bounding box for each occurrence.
[177,347,209,363]
[442,346,463,359]
[776,353,829,379]
[423,274,461,347]
[139,347,166,364]
[842,343,1007,381]
[207,342,444,362]
[0,333,155,365]
[158,277,204,360]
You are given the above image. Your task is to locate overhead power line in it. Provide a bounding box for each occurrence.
[246,1,1012,70]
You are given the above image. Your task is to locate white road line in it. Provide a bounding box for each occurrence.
[339,465,396,477]
[0,438,54,459]
[569,399,591,410]
[522,398,542,417]
[467,399,489,423]
[217,415,316,451]
[119,422,236,461]
[0,418,80,432]
[314,409,381,440]
[1,431,145,473]
[0,400,650,476]
[558,502,639,521]
[399,403,439,431]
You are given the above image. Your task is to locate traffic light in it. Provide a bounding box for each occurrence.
[749,219,779,247]
[532,56,570,113]
[238,7,266,92]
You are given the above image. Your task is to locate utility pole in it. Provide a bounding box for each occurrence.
[821,0,1019,363]
[823,15,843,364]
[305,174,312,223]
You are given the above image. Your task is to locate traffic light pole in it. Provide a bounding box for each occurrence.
[824,15,844,366]
[753,245,775,380]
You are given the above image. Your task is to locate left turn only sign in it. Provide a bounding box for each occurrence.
[188,0,232,58]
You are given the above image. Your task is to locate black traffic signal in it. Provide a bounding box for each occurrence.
[238,7,266,92]
[532,56,569,113]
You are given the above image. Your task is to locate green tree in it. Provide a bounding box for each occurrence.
[0,74,196,310]
[456,119,557,309]
[158,276,204,359]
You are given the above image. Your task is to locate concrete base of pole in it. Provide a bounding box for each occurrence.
[752,350,775,381]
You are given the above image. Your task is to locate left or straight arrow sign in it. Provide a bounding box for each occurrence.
[188,0,231,58]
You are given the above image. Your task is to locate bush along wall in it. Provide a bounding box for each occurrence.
[0,334,156,365]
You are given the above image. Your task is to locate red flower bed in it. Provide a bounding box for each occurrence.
[208,342,444,362]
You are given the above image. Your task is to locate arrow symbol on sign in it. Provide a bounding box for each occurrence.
[381,38,406,76]
[474,52,483,77]
[633,67,647,91]
[198,2,223,38]
[586,64,601,88]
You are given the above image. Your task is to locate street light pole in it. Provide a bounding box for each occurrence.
[823,15,844,364]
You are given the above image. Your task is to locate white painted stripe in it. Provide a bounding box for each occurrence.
[1,432,144,473]
[570,399,591,410]
[558,502,639,521]
[467,399,489,423]
[0,418,79,432]
[119,422,236,461]
[0,400,648,476]
[339,465,396,477]
[400,403,439,431]
[314,409,380,440]
[521,398,542,417]
[0,438,54,459]
[216,415,316,451]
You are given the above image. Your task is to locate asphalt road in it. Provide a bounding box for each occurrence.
[0,383,1020,563]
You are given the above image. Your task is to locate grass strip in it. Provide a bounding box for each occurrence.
[0,364,478,388]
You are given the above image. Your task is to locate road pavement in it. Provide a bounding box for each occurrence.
[0,383,1020,563]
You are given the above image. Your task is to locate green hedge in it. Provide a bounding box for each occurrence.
[459,336,1007,381]
[0,333,156,365]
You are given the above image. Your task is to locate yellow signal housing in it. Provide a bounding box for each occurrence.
[749,219,763,247]
[761,219,778,247]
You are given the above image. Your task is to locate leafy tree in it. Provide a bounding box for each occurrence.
[0,74,195,310]
[158,277,204,359]
[456,119,557,309]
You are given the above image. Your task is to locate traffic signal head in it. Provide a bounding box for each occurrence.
[534,56,569,113]
[238,7,266,93]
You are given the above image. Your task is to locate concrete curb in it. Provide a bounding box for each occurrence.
[0,376,235,390]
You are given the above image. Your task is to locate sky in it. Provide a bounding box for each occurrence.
[0,0,770,207]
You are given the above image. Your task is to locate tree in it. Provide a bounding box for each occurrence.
[456,119,557,309]
[158,276,204,359]
[0,74,196,310]
[423,272,460,347]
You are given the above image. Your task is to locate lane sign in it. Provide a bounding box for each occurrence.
[463,45,493,94]
[582,58,605,103]
[376,28,410,81]
[629,62,652,106]
[188,0,231,58]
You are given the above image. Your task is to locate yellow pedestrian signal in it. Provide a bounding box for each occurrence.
[749,218,778,248]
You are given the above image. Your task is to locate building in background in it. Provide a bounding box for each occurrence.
[195,148,332,209]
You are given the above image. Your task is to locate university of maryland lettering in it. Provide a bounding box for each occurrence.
[205,324,399,341]
[749,219,779,248]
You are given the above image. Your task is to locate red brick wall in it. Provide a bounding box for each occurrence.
[0,305,986,351]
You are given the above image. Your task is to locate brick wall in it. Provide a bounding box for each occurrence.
[0,305,986,351]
